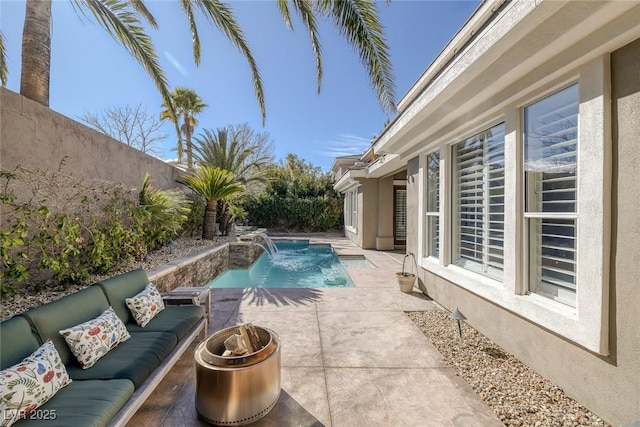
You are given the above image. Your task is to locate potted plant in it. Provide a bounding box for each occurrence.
[396,253,417,293]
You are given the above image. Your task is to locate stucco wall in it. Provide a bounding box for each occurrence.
[376,176,394,249]
[408,39,640,425]
[359,179,379,249]
[0,88,182,190]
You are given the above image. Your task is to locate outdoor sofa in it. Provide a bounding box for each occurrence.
[0,269,206,427]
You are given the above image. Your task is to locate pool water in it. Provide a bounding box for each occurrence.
[339,255,376,269]
[209,240,355,288]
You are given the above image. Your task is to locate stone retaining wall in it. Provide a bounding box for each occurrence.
[147,238,264,292]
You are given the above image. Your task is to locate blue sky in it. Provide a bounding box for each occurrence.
[1,0,479,171]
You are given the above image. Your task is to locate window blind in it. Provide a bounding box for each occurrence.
[524,84,578,306]
[454,123,505,280]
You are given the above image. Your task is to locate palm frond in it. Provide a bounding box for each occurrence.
[129,0,158,29]
[275,0,293,30]
[79,0,181,142]
[0,30,8,87]
[316,0,396,114]
[179,166,244,202]
[193,0,266,125]
[179,0,202,65]
[291,0,323,93]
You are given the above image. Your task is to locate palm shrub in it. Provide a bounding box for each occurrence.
[138,173,191,250]
[179,167,244,239]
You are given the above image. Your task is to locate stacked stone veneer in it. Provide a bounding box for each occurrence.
[147,237,265,292]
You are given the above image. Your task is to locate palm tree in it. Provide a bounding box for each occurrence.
[193,125,273,234]
[179,166,244,239]
[0,30,8,87]
[11,0,396,124]
[160,87,208,169]
[193,126,272,185]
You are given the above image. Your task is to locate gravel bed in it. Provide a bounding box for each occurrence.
[407,310,609,427]
[1,236,235,321]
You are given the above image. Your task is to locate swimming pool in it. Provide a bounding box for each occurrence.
[209,240,355,288]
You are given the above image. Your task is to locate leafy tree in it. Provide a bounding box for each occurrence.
[242,154,342,232]
[179,167,244,239]
[79,104,167,155]
[160,87,208,168]
[9,0,396,126]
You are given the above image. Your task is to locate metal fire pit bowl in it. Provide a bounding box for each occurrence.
[195,325,281,425]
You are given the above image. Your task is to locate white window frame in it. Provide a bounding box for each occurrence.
[416,56,611,355]
[451,122,506,282]
[344,188,358,233]
[523,83,579,308]
[425,150,440,260]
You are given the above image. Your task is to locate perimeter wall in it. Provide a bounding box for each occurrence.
[0,88,181,190]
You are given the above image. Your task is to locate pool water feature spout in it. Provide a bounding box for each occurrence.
[253,243,273,259]
[257,233,279,256]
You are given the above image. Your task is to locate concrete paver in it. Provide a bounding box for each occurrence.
[126,237,501,427]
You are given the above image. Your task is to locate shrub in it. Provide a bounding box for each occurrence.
[0,167,190,295]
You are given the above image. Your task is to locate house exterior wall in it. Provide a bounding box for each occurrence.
[376,176,394,250]
[406,39,640,426]
[0,88,182,190]
[359,179,379,249]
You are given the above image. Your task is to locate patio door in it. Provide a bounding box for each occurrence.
[394,186,407,246]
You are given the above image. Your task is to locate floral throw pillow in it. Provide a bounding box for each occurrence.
[125,283,165,327]
[0,340,71,427]
[59,307,130,369]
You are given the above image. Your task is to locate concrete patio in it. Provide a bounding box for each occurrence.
[127,237,502,427]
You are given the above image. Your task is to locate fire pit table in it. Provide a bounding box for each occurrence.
[194,325,281,425]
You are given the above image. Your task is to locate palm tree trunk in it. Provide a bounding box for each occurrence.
[202,199,218,240]
[21,0,52,105]
[184,113,193,169]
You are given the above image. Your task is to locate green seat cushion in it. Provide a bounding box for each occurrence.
[97,269,151,324]
[0,316,40,369]
[65,331,177,388]
[126,305,204,340]
[15,379,134,427]
[20,286,110,365]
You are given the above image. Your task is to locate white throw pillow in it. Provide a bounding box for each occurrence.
[59,307,130,369]
[0,340,71,426]
[125,283,165,327]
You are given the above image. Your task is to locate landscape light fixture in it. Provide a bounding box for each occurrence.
[167,240,177,254]
[448,308,467,346]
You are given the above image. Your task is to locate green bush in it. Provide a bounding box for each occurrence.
[0,167,191,295]
[240,154,343,232]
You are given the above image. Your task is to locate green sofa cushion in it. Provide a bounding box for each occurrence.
[126,305,204,340]
[20,286,110,365]
[97,269,150,324]
[0,316,40,369]
[65,331,177,388]
[15,379,134,427]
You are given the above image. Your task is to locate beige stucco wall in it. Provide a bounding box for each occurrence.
[376,176,394,249]
[359,179,379,249]
[0,88,182,190]
[407,39,640,425]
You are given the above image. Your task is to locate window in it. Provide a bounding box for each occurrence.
[453,123,505,280]
[345,189,358,230]
[524,84,578,307]
[425,151,440,258]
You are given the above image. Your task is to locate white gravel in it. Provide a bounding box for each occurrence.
[1,237,235,321]
[407,310,610,426]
